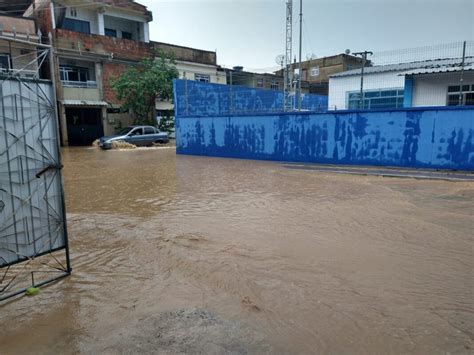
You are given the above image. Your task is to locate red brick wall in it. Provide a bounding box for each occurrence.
[55,29,152,62]
[103,62,127,104]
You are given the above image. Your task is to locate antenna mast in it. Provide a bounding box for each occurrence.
[284,0,293,111]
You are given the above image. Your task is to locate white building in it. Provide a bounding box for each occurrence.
[154,43,227,114]
[328,57,474,110]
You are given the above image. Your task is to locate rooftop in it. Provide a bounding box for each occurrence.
[330,57,474,78]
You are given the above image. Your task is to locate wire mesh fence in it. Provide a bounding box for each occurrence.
[328,40,474,111]
[173,79,328,117]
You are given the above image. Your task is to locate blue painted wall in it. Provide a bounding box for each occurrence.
[176,107,474,170]
[173,79,328,117]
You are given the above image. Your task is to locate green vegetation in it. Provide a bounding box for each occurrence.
[112,52,179,125]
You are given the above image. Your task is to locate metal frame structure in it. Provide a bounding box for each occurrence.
[284,0,293,111]
[0,34,71,302]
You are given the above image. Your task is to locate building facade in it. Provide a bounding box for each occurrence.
[24,0,224,146]
[328,57,474,111]
[154,42,226,116]
[225,67,284,91]
[275,54,365,95]
[0,15,40,77]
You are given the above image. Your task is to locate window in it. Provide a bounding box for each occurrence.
[62,18,90,34]
[131,128,143,136]
[270,81,279,90]
[121,31,133,40]
[195,73,210,83]
[347,64,353,70]
[144,127,156,135]
[105,28,117,37]
[0,54,10,72]
[60,65,89,83]
[70,7,77,17]
[348,89,404,109]
[310,66,320,77]
[256,79,264,88]
[447,84,474,106]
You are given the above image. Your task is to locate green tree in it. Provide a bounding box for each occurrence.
[111,52,179,125]
[157,111,175,134]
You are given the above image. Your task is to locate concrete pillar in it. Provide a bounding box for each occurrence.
[58,103,69,146]
[143,22,150,43]
[97,12,105,36]
[403,77,414,108]
[50,3,56,29]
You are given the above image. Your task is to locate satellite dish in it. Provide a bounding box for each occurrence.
[345,49,351,55]
[275,54,285,67]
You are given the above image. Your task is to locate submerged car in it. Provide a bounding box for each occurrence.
[99,125,169,149]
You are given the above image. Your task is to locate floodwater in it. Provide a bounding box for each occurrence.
[1,146,473,354]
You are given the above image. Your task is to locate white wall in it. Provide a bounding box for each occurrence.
[64,7,100,34]
[177,61,227,85]
[412,72,474,107]
[328,71,405,110]
[156,61,226,111]
[103,16,140,40]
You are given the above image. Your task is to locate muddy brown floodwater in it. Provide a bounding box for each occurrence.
[1,146,473,354]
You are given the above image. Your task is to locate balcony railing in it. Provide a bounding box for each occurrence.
[61,80,97,88]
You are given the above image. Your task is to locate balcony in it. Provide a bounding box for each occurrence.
[61,80,97,88]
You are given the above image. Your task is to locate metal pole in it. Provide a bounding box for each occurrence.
[458,40,466,106]
[353,51,373,109]
[48,33,72,274]
[297,0,303,111]
[229,70,234,114]
[359,53,366,109]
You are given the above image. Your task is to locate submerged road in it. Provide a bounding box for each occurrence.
[1,146,473,354]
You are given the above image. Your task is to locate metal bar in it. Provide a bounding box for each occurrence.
[0,270,69,302]
[47,39,72,274]
[0,35,51,49]
[297,0,303,111]
[0,245,68,269]
[458,40,466,106]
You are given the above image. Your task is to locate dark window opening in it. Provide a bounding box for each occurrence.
[105,28,117,37]
[62,18,91,34]
[0,54,10,71]
[121,31,133,40]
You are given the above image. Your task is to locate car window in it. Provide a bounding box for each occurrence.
[131,128,143,136]
[118,126,134,135]
[144,127,155,135]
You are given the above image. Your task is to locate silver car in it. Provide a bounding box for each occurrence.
[99,125,169,149]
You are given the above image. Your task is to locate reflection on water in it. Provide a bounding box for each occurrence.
[1,146,473,354]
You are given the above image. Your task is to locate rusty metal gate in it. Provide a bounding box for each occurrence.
[0,39,70,302]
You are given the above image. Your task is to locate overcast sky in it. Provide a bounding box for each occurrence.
[142,0,474,71]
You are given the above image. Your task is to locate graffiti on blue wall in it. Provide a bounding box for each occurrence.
[173,79,328,117]
[176,107,474,170]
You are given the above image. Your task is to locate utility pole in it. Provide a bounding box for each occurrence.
[284,0,293,112]
[458,40,466,106]
[353,50,373,109]
[297,0,303,111]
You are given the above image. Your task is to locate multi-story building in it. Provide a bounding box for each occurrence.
[0,15,40,77]
[154,41,227,117]
[224,66,284,91]
[275,54,365,95]
[23,0,225,146]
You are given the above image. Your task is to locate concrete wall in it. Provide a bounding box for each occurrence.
[412,72,474,107]
[176,107,474,171]
[329,72,405,110]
